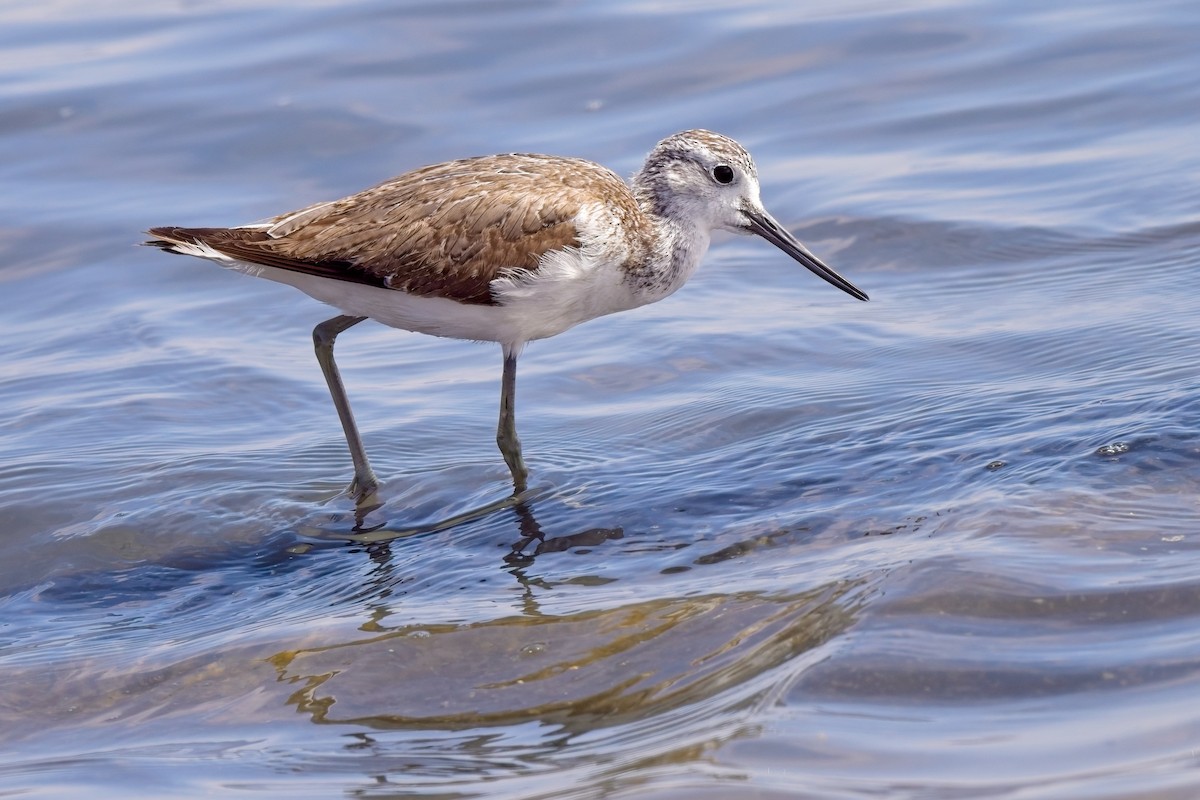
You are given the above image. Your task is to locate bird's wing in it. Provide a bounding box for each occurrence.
[148,154,633,306]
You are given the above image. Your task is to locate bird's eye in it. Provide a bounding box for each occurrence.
[712,165,735,184]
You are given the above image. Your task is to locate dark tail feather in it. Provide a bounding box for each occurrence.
[141,225,389,289]
[143,226,222,253]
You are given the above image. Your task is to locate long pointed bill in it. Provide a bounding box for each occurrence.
[744,208,869,301]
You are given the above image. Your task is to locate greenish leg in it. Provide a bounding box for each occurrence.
[313,314,380,508]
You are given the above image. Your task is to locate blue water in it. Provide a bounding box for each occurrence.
[3,1,1200,797]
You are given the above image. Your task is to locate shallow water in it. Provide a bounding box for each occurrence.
[3,0,1200,797]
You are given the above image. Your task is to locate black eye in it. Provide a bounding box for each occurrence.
[712,164,735,184]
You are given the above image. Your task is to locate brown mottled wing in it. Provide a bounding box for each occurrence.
[152,154,632,305]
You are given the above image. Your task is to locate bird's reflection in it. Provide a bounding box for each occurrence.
[336,488,623,570]
[503,500,623,564]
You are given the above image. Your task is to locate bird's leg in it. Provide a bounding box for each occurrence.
[313,315,380,508]
[497,346,529,494]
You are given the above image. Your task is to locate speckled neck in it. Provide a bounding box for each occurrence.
[625,169,711,304]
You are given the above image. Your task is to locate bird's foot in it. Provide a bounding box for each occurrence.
[347,473,385,532]
[502,456,529,498]
[348,471,382,511]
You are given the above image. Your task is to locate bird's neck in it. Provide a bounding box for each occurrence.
[628,176,712,303]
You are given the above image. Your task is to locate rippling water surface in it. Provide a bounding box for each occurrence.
[3,1,1200,797]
